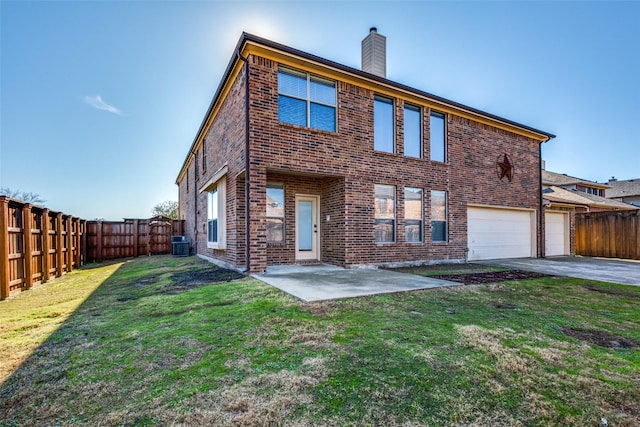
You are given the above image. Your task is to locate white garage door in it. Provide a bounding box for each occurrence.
[545,212,569,256]
[467,207,534,261]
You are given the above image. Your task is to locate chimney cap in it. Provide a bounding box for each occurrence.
[369,27,377,33]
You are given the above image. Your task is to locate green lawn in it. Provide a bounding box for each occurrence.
[1,256,639,426]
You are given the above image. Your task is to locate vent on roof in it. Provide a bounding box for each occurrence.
[362,27,386,78]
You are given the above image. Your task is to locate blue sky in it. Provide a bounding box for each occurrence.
[1,1,638,220]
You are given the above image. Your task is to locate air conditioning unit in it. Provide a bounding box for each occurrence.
[172,241,189,257]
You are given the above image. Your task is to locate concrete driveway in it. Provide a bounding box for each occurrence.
[253,264,460,302]
[476,256,640,286]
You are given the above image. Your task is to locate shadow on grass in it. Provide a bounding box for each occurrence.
[0,255,318,426]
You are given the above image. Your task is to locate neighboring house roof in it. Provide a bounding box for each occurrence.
[606,178,640,198]
[543,186,638,210]
[542,170,609,189]
[176,32,556,183]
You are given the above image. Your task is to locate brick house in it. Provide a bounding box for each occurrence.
[176,30,555,273]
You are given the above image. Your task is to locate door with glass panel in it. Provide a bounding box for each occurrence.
[295,195,319,261]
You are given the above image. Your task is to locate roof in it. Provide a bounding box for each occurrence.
[177,32,556,183]
[542,170,609,189]
[606,178,640,198]
[543,186,638,210]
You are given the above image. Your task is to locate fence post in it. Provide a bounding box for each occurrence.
[96,221,103,262]
[65,216,72,272]
[73,218,81,268]
[23,204,33,289]
[56,212,63,277]
[42,209,51,281]
[133,219,139,257]
[81,220,87,265]
[0,197,10,300]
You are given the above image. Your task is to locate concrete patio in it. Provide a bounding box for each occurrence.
[253,264,460,302]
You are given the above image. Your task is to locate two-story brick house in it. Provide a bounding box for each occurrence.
[176,30,555,273]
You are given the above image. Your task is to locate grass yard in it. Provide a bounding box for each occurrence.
[1,256,639,426]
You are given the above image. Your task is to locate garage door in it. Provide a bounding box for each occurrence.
[545,211,569,256]
[467,207,534,261]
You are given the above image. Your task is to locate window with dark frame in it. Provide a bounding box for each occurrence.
[404,104,421,158]
[404,187,423,243]
[375,184,396,243]
[430,111,446,162]
[431,190,448,242]
[374,96,394,153]
[278,67,336,132]
[202,139,207,173]
[266,183,285,243]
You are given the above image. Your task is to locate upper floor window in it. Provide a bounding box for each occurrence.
[404,104,421,158]
[374,96,394,153]
[201,139,207,173]
[430,111,446,162]
[278,67,336,132]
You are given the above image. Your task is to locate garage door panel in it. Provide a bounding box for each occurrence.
[468,207,534,261]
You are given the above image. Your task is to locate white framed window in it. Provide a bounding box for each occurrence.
[404,104,421,158]
[278,67,336,132]
[431,190,447,242]
[430,111,446,162]
[374,96,394,153]
[207,176,226,249]
[267,183,285,243]
[405,187,423,243]
[375,184,396,243]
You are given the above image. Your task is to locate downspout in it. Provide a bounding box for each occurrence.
[237,51,250,273]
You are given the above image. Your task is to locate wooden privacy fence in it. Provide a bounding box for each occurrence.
[0,196,86,300]
[1,195,186,299]
[576,210,640,260]
[85,217,185,262]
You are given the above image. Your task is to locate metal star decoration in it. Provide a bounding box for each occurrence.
[497,153,514,182]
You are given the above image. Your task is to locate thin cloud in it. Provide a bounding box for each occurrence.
[83,95,122,115]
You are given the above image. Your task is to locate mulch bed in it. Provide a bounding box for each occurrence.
[171,268,244,286]
[433,270,549,285]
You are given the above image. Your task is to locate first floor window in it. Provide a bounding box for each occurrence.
[207,176,226,248]
[431,190,447,242]
[405,187,423,242]
[267,183,285,242]
[375,184,396,243]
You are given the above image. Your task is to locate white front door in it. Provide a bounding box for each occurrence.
[295,195,319,261]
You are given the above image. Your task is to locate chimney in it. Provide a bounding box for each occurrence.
[362,27,386,78]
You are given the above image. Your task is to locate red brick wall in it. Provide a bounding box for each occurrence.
[178,65,248,268]
[180,53,543,273]
[244,56,541,271]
